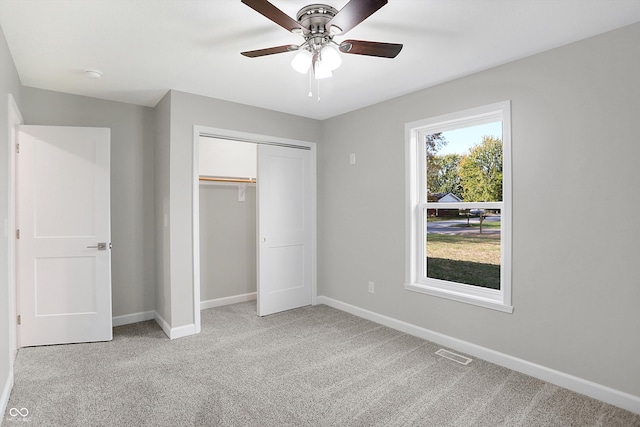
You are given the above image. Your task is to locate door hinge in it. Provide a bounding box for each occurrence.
[16,229,20,239]
[16,143,19,154]
[17,315,21,325]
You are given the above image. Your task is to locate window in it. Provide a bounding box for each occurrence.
[405,101,512,312]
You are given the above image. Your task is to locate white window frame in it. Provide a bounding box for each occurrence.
[405,101,513,313]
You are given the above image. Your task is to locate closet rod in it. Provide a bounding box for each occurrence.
[199,176,256,184]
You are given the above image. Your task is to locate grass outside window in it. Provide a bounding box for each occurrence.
[426,222,501,289]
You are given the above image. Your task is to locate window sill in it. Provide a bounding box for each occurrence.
[405,282,513,313]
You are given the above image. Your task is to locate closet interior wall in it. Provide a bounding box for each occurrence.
[199,137,257,304]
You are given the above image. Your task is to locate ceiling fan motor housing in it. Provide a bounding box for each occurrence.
[296,4,340,44]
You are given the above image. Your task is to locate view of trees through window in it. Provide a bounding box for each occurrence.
[425,122,503,289]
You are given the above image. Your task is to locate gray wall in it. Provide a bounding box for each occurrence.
[199,185,256,301]
[20,87,157,319]
[0,23,21,410]
[318,23,640,397]
[154,92,171,323]
[163,90,322,328]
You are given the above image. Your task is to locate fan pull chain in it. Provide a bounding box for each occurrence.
[307,69,321,102]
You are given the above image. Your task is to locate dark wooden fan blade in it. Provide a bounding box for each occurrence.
[241,0,305,33]
[241,44,298,58]
[326,0,388,35]
[339,39,403,58]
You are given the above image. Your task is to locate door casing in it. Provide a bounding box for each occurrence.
[8,94,23,359]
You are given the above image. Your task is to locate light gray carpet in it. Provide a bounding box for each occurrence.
[4,302,640,426]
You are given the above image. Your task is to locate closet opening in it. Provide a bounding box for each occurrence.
[198,137,258,311]
[192,126,317,329]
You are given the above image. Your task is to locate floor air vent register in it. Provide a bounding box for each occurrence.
[435,349,473,365]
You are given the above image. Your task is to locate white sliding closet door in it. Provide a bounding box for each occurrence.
[257,145,312,316]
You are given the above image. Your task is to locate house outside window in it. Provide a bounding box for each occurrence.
[405,101,512,313]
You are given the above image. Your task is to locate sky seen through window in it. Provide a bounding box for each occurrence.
[437,121,502,156]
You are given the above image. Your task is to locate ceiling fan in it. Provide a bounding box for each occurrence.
[240,0,403,81]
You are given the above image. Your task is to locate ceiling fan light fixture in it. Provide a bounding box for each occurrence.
[320,44,342,71]
[291,49,312,74]
[313,57,333,79]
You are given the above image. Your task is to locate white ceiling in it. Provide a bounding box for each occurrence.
[1,0,639,120]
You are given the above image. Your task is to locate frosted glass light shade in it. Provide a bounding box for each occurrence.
[313,59,333,79]
[321,45,342,71]
[291,49,312,74]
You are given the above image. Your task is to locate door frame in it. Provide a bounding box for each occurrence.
[192,126,317,327]
[8,94,23,358]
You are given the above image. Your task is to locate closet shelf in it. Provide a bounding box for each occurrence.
[199,176,256,184]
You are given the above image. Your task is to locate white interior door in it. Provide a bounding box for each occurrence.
[257,144,313,316]
[17,125,112,347]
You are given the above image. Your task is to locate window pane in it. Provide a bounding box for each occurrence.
[425,208,501,290]
[426,121,503,203]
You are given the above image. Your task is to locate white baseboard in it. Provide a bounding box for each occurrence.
[153,311,196,340]
[1,371,13,424]
[112,310,155,327]
[153,311,171,339]
[200,292,256,310]
[317,296,640,415]
[167,323,196,340]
